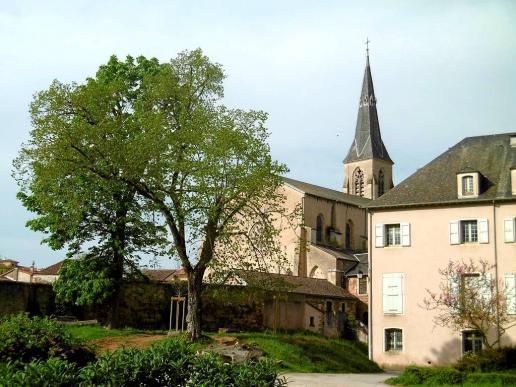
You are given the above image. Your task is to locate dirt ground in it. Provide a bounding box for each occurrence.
[283,372,397,387]
[90,334,168,352]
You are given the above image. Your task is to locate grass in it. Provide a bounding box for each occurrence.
[65,324,164,340]
[212,331,382,373]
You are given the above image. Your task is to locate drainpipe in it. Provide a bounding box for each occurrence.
[492,200,501,347]
[368,209,373,360]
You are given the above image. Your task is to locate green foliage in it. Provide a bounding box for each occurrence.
[0,334,284,386]
[0,358,78,387]
[79,338,196,386]
[385,366,465,385]
[455,346,516,373]
[0,314,95,366]
[186,352,286,387]
[217,331,381,373]
[464,371,516,386]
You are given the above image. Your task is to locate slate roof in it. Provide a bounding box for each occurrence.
[38,260,65,275]
[236,271,355,299]
[344,54,393,164]
[368,133,516,209]
[283,177,371,207]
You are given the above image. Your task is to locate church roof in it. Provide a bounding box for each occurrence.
[344,54,393,164]
[283,177,371,206]
[367,132,516,209]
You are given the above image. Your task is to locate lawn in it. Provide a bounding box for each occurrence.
[213,331,382,373]
[66,324,157,340]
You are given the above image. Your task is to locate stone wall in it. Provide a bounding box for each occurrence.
[0,282,55,316]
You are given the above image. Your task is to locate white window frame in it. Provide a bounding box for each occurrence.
[462,175,474,196]
[462,330,483,355]
[461,220,478,243]
[384,327,404,352]
[386,224,401,246]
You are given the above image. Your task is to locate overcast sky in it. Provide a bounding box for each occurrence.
[1,1,515,268]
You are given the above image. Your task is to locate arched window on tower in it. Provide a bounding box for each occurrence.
[353,168,365,197]
[316,214,323,243]
[378,169,385,197]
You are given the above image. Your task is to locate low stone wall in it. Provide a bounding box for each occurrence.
[0,281,262,332]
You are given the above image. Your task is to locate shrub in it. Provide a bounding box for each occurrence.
[455,347,516,372]
[0,358,78,387]
[187,352,287,387]
[79,337,196,386]
[385,365,464,385]
[0,313,95,366]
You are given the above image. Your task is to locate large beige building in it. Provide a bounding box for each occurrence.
[367,133,516,368]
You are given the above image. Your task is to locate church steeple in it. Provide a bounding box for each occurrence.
[344,47,392,164]
[343,43,394,199]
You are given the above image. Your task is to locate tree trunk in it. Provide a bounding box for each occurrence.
[106,195,128,329]
[186,269,204,341]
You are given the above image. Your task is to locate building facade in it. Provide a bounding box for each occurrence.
[368,133,516,368]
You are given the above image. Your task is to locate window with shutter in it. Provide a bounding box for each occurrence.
[383,273,404,314]
[505,273,516,315]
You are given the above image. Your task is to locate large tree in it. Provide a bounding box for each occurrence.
[14,56,169,328]
[18,50,294,340]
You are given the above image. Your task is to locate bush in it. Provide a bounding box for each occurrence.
[0,314,95,366]
[79,337,196,386]
[455,347,516,372]
[385,365,464,385]
[187,352,286,387]
[0,358,78,387]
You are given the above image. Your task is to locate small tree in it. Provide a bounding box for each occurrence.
[423,259,514,349]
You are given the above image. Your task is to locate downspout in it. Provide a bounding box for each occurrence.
[368,209,373,360]
[492,200,501,347]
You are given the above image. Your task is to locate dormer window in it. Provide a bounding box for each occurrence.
[457,171,480,198]
[462,176,474,196]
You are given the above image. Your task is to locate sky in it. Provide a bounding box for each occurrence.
[1,1,515,268]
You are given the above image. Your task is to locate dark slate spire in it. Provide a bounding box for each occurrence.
[344,48,393,164]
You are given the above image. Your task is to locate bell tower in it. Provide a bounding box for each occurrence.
[343,42,393,199]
